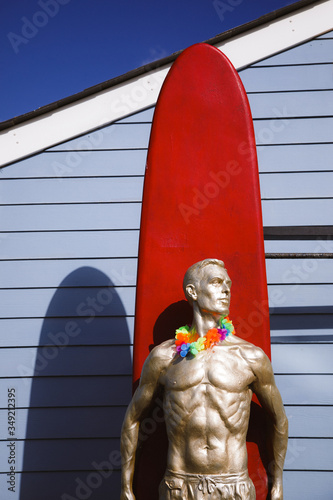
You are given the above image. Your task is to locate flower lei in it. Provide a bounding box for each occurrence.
[175,316,235,358]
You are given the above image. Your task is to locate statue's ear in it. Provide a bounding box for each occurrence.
[186,284,197,302]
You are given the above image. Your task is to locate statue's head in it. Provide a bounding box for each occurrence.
[183,258,231,317]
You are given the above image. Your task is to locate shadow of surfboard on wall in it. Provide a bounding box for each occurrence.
[19,267,132,500]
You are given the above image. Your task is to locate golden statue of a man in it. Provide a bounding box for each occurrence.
[120,258,288,499]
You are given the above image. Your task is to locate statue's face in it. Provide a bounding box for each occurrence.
[195,264,231,317]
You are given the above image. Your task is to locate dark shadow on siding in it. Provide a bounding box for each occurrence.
[270,307,333,343]
[19,267,132,500]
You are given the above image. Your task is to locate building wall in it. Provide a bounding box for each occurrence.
[0,31,332,499]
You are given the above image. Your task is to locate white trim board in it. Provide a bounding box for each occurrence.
[1,0,333,168]
[215,0,333,69]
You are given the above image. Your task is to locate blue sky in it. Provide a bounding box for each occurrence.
[1,0,300,122]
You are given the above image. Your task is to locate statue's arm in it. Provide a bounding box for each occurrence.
[120,347,166,500]
[251,349,288,500]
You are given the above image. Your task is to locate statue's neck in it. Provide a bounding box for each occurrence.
[191,308,222,337]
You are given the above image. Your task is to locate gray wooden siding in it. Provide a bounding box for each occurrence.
[0,34,332,499]
[241,34,333,500]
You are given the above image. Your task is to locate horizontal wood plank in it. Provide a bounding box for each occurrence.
[271,328,333,344]
[0,376,132,408]
[270,312,333,332]
[0,203,141,231]
[253,39,333,66]
[286,406,333,437]
[268,283,333,308]
[257,144,333,173]
[284,471,333,500]
[47,123,151,151]
[0,287,136,318]
[240,65,333,92]
[275,374,333,405]
[249,90,333,118]
[0,178,143,205]
[264,225,333,239]
[271,344,333,374]
[265,238,333,254]
[0,258,137,288]
[260,172,333,199]
[0,471,122,500]
[0,317,135,347]
[0,346,133,377]
[0,407,126,440]
[266,259,333,284]
[254,117,333,145]
[0,438,121,471]
[0,230,139,259]
[0,149,147,179]
[284,438,333,471]
[262,199,333,227]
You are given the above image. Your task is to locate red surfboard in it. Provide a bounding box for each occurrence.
[133,43,271,499]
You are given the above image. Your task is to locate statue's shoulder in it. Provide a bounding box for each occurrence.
[146,339,175,364]
[140,340,175,382]
[230,335,268,365]
[153,338,175,353]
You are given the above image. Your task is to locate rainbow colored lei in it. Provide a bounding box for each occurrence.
[175,316,235,358]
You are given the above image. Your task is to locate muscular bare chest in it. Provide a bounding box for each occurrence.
[163,344,255,394]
